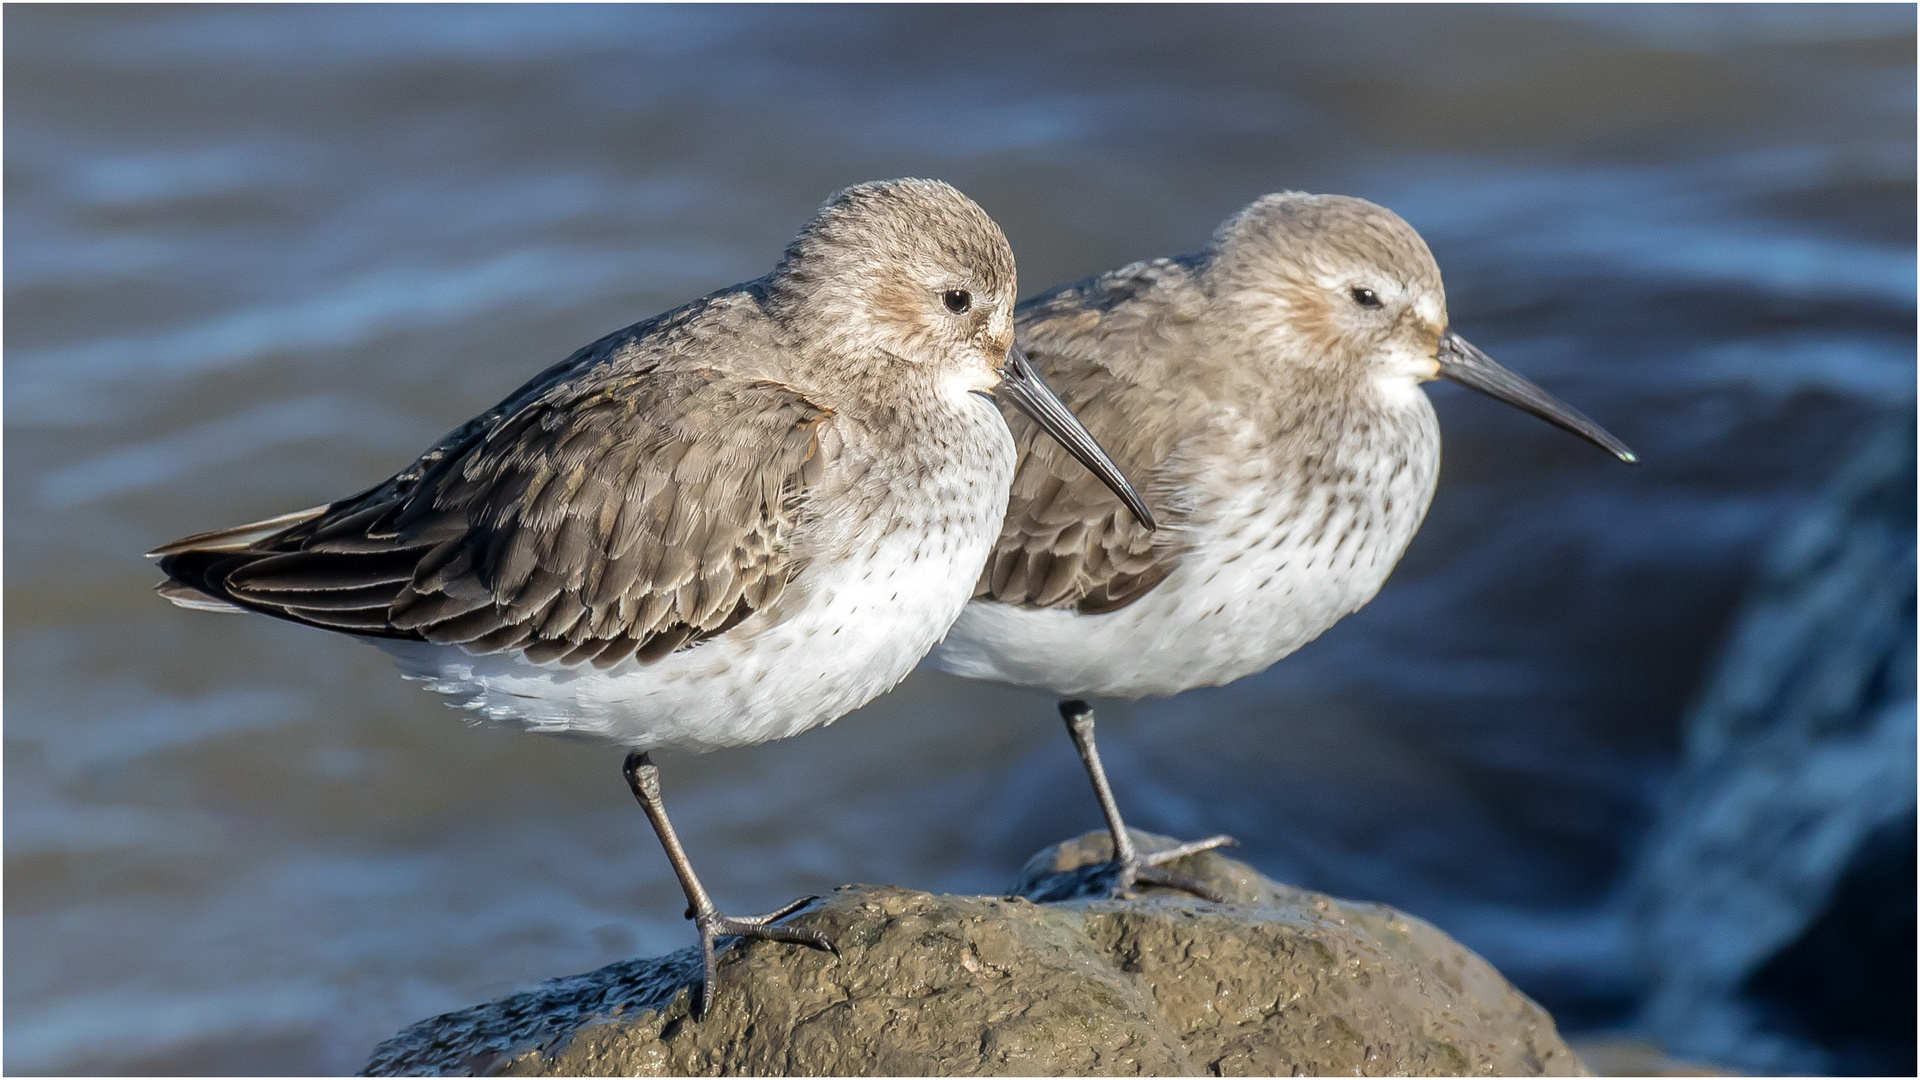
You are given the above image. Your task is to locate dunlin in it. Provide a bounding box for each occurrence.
[151,179,1150,1011]
[931,193,1635,900]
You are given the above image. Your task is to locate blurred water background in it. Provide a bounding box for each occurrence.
[6,5,1913,1075]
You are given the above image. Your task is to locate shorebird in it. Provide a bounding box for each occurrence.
[930,192,1635,900]
[150,178,1151,1013]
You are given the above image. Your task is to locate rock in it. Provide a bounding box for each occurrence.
[1625,416,1916,1075]
[1564,1037,1740,1077]
[363,832,1587,1077]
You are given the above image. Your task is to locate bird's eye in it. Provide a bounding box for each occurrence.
[942,289,972,314]
[1349,286,1382,309]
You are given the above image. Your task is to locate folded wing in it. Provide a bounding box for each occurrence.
[978,260,1197,615]
[154,368,834,670]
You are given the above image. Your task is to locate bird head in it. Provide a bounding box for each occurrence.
[1205,192,1634,462]
[776,179,1155,526]
[774,178,1018,395]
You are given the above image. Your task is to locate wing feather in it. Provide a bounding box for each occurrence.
[155,354,834,668]
[976,257,1205,614]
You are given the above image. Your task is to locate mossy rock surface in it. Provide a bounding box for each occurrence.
[363,832,1588,1077]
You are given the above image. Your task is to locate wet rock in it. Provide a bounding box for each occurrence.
[1626,417,1917,1075]
[363,832,1587,1077]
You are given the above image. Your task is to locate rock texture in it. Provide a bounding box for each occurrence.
[364,832,1587,1076]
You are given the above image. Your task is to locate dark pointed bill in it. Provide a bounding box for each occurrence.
[997,346,1158,530]
[1437,331,1637,464]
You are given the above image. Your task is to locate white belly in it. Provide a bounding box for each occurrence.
[383,404,1015,752]
[931,417,1439,699]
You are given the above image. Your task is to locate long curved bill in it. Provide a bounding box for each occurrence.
[1438,331,1637,464]
[997,345,1158,530]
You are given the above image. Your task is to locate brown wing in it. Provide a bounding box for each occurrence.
[155,365,833,670]
[978,256,1205,614]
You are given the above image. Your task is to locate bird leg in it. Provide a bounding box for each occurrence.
[623,751,835,1017]
[1058,700,1237,902]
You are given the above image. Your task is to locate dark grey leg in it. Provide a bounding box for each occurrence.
[623,751,834,1017]
[1059,700,1236,902]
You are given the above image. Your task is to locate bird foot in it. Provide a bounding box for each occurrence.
[1108,834,1238,902]
[692,895,836,1017]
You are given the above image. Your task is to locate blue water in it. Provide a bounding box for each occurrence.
[6,5,1913,1074]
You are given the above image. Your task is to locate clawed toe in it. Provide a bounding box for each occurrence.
[732,921,836,953]
[694,898,836,1016]
[702,897,836,953]
[707,905,835,952]
[1104,836,1237,903]
[1140,834,1237,867]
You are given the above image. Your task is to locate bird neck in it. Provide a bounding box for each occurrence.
[1195,356,1437,501]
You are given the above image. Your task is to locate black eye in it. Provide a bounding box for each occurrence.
[1349,286,1382,309]
[942,289,972,314]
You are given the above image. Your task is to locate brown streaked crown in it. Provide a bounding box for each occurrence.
[773,179,1019,380]
[1204,193,1449,379]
